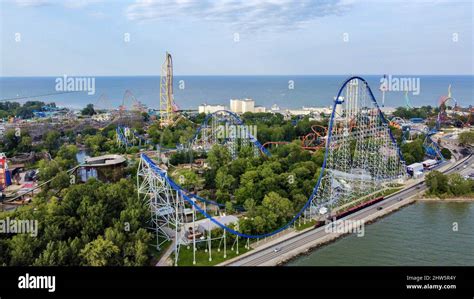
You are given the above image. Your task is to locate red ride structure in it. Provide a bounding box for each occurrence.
[261,125,329,152]
[0,153,9,191]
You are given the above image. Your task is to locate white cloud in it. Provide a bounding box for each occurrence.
[14,0,103,9]
[15,0,51,7]
[125,0,353,31]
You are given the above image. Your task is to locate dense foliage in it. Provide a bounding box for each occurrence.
[459,131,474,145]
[392,106,438,120]
[81,104,96,116]
[400,138,425,165]
[0,179,151,266]
[425,171,474,198]
[173,142,324,235]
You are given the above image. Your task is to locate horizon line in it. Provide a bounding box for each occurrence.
[1,74,473,78]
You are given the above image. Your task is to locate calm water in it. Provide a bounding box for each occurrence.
[1,75,473,110]
[288,202,474,266]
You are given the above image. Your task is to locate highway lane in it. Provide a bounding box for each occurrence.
[228,154,473,266]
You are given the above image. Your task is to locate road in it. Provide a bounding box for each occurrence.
[227,154,473,266]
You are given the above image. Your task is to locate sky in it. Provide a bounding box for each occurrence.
[0,0,472,76]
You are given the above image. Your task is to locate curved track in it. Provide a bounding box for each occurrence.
[140,76,406,240]
[190,109,270,156]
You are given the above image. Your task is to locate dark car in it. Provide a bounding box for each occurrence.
[376,206,383,211]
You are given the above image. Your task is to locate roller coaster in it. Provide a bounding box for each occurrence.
[436,85,473,128]
[114,90,147,148]
[159,52,179,127]
[402,127,444,160]
[189,109,270,158]
[137,76,407,265]
[262,125,328,152]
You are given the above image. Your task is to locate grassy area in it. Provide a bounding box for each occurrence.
[175,242,251,266]
[334,187,403,214]
[295,219,317,231]
[380,187,403,197]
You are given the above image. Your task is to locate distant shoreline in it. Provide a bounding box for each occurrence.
[1,74,473,79]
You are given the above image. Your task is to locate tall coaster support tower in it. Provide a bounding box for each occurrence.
[137,155,185,257]
[310,77,406,216]
[137,77,407,265]
[159,52,177,126]
[190,110,268,158]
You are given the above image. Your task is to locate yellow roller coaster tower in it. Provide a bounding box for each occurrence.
[159,52,177,126]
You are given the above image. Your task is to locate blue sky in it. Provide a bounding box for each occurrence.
[0,0,472,76]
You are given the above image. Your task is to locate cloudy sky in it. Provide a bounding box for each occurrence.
[0,0,472,76]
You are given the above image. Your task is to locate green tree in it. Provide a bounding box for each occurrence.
[441,148,452,160]
[174,169,202,191]
[215,169,235,191]
[207,145,231,170]
[459,131,474,145]
[43,131,61,153]
[81,104,96,116]
[9,234,41,266]
[425,171,448,195]
[80,236,120,266]
[17,135,33,153]
[34,241,73,266]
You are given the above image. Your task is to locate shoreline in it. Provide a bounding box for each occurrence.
[416,196,474,202]
[275,196,418,266]
[279,198,474,266]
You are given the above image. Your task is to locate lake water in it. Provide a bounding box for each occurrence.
[1,75,472,110]
[288,202,474,266]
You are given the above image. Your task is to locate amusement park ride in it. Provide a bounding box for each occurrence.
[107,55,469,265]
[115,91,147,149]
[137,76,408,265]
[390,84,473,161]
[261,125,329,152]
[159,52,179,127]
[189,109,269,158]
[436,84,472,129]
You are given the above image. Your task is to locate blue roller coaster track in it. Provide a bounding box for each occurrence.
[190,109,271,157]
[141,76,407,239]
[402,127,445,160]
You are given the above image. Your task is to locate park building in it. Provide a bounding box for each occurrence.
[78,154,126,183]
[230,98,255,113]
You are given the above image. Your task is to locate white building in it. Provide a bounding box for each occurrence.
[285,106,333,117]
[230,98,255,113]
[285,109,312,116]
[198,104,226,114]
[254,106,266,113]
[407,162,424,174]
